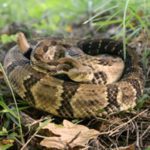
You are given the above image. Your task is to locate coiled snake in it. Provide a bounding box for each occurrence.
[3,34,145,118]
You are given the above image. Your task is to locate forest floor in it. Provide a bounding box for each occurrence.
[0,1,150,149]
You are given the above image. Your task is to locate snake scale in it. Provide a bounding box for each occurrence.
[3,34,145,118]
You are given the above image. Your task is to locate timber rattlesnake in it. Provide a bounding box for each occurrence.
[3,33,145,118]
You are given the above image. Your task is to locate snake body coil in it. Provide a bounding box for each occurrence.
[4,38,145,118]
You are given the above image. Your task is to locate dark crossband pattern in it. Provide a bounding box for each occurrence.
[92,72,107,84]
[104,84,120,113]
[23,75,41,105]
[77,39,123,57]
[23,48,32,59]
[7,60,29,75]
[57,82,79,118]
[126,79,141,98]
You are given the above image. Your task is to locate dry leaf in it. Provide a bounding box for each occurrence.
[40,120,100,149]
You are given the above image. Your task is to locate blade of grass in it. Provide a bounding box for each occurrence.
[84,4,119,24]
[0,98,19,119]
[0,63,25,144]
[122,0,130,60]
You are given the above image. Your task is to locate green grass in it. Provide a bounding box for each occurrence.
[0,0,149,38]
[0,0,149,34]
[0,0,101,33]
[0,63,24,147]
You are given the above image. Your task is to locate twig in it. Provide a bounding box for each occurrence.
[135,122,141,149]
[139,125,150,140]
[20,116,51,150]
[68,131,81,144]
[20,128,39,150]
[109,109,148,136]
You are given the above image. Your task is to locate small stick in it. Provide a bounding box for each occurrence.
[109,109,148,136]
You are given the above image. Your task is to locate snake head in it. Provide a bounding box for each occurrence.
[30,39,93,82]
[58,57,94,82]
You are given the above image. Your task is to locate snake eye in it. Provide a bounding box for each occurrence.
[54,49,65,60]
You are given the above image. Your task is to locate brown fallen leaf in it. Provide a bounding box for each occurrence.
[40,120,100,149]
